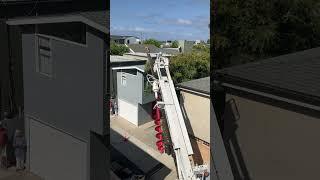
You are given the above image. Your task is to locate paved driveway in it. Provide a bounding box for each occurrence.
[0,168,42,180]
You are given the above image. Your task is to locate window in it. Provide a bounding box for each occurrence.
[121,73,127,86]
[37,36,53,77]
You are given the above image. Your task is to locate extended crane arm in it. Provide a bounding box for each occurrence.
[147,53,209,180]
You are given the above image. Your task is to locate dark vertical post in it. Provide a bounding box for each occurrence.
[0,20,10,120]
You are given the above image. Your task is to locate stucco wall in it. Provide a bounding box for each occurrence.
[180,91,210,142]
[22,28,105,141]
[27,117,87,180]
[116,69,142,105]
[225,93,320,180]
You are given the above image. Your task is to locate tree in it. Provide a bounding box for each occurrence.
[169,48,210,84]
[110,42,129,55]
[171,40,179,48]
[215,0,320,69]
[143,39,161,48]
[192,44,210,53]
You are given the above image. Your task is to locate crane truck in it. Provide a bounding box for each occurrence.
[146,52,210,180]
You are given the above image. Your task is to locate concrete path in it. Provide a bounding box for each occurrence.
[110,116,178,179]
[0,168,42,180]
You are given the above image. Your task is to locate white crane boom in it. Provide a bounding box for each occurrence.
[147,53,209,180]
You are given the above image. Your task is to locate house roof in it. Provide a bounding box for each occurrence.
[79,11,108,30]
[128,44,160,53]
[6,10,109,34]
[110,55,146,64]
[111,35,139,39]
[128,44,181,55]
[161,48,181,55]
[215,47,320,106]
[177,77,210,95]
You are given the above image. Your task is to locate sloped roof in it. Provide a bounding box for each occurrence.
[215,47,320,105]
[79,11,108,29]
[110,55,146,63]
[161,48,181,55]
[6,10,109,34]
[177,77,210,95]
[128,44,160,53]
[128,44,181,55]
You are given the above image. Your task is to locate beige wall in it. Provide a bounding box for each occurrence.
[225,94,320,180]
[180,91,210,143]
[190,137,210,165]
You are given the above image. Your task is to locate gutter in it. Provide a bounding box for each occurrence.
[221,82,320,112]
[111,66,145,73]
[176,86,210,98]
[215,73,320,107]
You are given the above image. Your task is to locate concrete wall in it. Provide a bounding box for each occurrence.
[22,27,105,141]
[224,93,320,180]
[180,91,210,142]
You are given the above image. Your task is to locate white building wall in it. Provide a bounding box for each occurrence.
[118,98,138,125]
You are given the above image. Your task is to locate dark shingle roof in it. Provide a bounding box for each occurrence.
[79,11,109,28]
[216,47,320,103]
[177,77,210,95]
[6,10,109,34]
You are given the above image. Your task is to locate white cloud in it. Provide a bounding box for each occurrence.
[159,18,194,26]
[177,19,193,25]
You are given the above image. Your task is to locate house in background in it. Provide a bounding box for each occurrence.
[215,47,320,180]
[160,40,173,48]
[111,35,141,45]
[128,44,181,56]
[110,54,155,126]
[6,11,109,180]
[177,40,195,53]
[176,77,210,165]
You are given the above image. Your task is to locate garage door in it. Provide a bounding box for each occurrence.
[118,99,138,125]
[28,118,87,180]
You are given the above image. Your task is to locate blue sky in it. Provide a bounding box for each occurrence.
[111,0,209,41]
